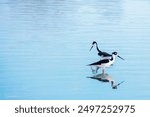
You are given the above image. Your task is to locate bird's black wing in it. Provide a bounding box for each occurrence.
[89,59,109,66]
[98,52,111,57]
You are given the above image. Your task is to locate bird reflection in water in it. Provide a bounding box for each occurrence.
[87,73,124,89]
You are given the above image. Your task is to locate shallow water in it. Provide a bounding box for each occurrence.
[0,0,150,100]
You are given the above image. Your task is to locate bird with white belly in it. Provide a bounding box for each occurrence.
[88,52,124,74]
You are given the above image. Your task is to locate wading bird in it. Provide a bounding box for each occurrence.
[88,52,124,74]
[90,41,124,60]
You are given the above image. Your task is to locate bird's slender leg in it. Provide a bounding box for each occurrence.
[102,69,105,76]
[95,67,99,73]
[90,66,96,74]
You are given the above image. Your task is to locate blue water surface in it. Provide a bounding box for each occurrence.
[0,0,150,99]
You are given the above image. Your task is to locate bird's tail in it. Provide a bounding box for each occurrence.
[86,64,91,66]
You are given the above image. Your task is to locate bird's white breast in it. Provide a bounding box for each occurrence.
[96,59,114,68]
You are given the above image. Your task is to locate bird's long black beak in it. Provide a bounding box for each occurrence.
[89,45,94,51]
[118,55,125,60]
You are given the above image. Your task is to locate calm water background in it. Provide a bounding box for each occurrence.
[0,0,150,100]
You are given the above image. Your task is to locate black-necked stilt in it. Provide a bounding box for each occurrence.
[90,41,124,60]
[90,41,111,59]
[88,52,124,74]
[87,73,124,89]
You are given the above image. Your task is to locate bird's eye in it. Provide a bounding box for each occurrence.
[112,52,117,55]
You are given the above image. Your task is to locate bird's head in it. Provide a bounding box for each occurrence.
[92,41,97,45]
[112,52,124,60]
[90,41,97,51]
[112,52,118,56]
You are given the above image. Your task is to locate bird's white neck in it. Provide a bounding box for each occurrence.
[111,54,116,62]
